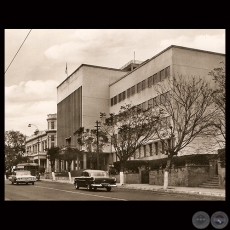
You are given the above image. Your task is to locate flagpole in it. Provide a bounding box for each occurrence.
[65,63,68,77]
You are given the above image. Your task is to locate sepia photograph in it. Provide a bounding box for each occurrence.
[4,29,226,203]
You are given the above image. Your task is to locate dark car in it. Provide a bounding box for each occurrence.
[74,170,117,192]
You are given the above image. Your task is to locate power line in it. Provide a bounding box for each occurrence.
[5,29,32,74]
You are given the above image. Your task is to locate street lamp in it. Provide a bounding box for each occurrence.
[28,124,40,166]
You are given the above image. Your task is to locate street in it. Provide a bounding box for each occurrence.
[4,180,224,201]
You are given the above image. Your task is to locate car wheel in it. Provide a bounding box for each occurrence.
[87,184,92,191]
[75,183,79,189]
[106,187,111,192]
[32,182,34,185]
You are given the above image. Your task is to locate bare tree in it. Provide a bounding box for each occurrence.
[99,104,158,184]
[152,74,220,189]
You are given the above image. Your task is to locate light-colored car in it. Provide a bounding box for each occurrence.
[9,170,36,185]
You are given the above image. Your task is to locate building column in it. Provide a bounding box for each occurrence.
[83,153,87,169]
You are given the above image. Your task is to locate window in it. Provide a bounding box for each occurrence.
[138,146,141,158]
[165,66,170,77]
[153,72,160,84]
[143,145,146,157]
[148,98,153,108]
[160,69,165,81]
[122,91,126,100]
[51,122,54,129]
[137,104,141,110]
[142,80,146,90]
[165,91,171,101]
[137,82,142,93]
[114,96,117,105]
[148,75,153,87]
[167,138,171,149]
[51,135,54,141]
[162,141,165,154]
[149,143,153,156]
[111,98,113,106]
[155,142,158,155]
[131,85,135,96]
[127,88,131,98]
[142,101,147,110]
[119,93,122,102]
[160,93,166,104]
[155,95,161,105]
[153,97,157,107]
[51,142,54,148]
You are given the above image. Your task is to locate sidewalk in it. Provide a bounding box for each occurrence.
[39,178,225,199]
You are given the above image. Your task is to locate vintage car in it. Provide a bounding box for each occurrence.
[74,169,117,192]
[8,170,36,185]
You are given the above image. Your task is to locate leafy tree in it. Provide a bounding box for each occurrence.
[47,146,60,172]
[59,146,81,182]
[5,130,26,171]
[59,146,81,172]
[208,62,226,146]
[47,146,60,180]
[74,127,109,169]
[152,74,221,189]
[99,104,158,184]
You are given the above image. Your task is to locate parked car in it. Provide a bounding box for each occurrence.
[74,169,117,192]
[8,170,36,185]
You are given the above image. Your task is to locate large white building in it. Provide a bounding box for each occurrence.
[57,45,225,171]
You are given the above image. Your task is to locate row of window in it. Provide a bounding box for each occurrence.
[133,138,172,159]
[136,91,171,110]
[111,66,170,106]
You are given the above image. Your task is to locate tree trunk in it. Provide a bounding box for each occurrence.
[119,164,125,185]
[67,161,72,183]
[51,163,55,181]
[68,171,72,183]
[163,156,172,190]
[52,172,56,181]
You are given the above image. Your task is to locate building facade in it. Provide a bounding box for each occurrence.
[25,114,57,172]
[57,45,225,171]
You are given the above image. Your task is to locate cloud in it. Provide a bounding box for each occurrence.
[5,80,58,135]
[160,33,225,54]
[44,29,159,64]
[5,80,59,103]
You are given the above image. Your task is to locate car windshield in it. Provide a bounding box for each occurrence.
[16,171,31,176]
[90,172,107,177]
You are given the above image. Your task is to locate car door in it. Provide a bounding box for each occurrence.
[84,172,90,185]
[78,172,87,187]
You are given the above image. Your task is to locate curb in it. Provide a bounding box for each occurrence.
[117,185,225,198]
[40,180,225,198]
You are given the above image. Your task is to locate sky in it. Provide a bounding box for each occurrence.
[4,29,225,136]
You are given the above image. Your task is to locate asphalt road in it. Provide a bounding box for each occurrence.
[5,179,224,201]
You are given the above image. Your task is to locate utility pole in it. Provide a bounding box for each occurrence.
[94,120,100,169]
